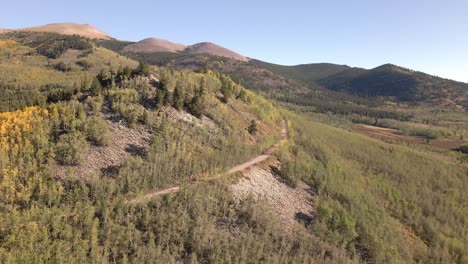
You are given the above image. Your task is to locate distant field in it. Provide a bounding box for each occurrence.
[355,124,465,149]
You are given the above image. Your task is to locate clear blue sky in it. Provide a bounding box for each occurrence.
[2,0,467,82]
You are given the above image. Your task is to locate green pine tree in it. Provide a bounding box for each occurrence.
[90,77,102,96]
[248,120,258,135]
[173,85,184,111]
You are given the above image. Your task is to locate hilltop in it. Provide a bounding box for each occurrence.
[118,38,249,62]
[184,42,248,61]
[122,38,186,53]
[250,60,351,83]
[0,22,112,39]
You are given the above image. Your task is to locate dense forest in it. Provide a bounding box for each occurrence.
[0,31,467,263]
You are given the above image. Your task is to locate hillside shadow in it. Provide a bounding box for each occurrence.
[295,212,313,227]
[125,144,147,156]
[100,165,120,177]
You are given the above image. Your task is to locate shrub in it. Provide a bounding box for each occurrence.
[90,77,102,96]
[134,61,150,76]
[85,95,104,114]
[454,144,468,154]
[45,86,74,103]
[316,200,358,245]
[76,60,92,70]
[248,120,258,135]
[112,102,145,128]
[85,117,109,146]
[273,160,298,188]
[108,88,139,105]
[55,131,89,165]
[237,88,250,103]
[53,62,72,72]
[402,127,444,140]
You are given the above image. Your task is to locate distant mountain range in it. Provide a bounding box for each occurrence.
[122,38,248,61]
[122,38,186,53]
[249,60,468,108]
[1,22,466,109]
[1,23,248,61]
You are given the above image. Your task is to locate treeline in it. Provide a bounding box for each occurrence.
[1,32,93,58]
[0,83,46,112]
[0,62,144,113]
[292,96,413,122]
[0,81,87,112]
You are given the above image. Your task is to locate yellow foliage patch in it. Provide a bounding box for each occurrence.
[0,39,16,47]
[0,107,49,149]
[0,107,50,205]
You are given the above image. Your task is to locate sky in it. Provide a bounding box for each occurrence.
[1,0,467,82]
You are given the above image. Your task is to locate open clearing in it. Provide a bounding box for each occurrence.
[54,116,150,180]
[354,124,464,149]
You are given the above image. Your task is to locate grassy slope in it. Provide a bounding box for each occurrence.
[279,112,467,263]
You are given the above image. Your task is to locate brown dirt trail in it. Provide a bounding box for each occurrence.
[128,119,288,204]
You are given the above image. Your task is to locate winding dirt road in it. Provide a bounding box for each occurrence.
[128,120,288,204]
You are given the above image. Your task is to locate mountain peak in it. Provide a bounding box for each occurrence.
[120,39,248,61]
[123,38,186,53]
[0,22,111,39]
[185,42,248,61]
[372,63,414,74]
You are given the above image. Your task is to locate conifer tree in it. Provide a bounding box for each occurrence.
[155,90,165,110]
[173,84,184,111]
[221,79,233,103]
[90,77,102,96]
[188,84,205,118]
[136,61,150,76]
[248,120,258,135]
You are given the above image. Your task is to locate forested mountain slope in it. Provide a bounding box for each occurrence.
[99,38,468,110]
[0,32,344,262]
[0,31,466,263]
[0,32,137,112]
[319,64,468,109]
[249,59,351,83]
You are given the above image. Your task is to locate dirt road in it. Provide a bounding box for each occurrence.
[128,119,288,204]
[227,154,271,174]
[128,186,180,204]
